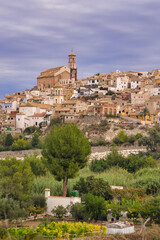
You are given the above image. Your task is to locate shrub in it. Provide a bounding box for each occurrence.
[74,176,113,200]
[52,205,67,218]
[31,193,46,209]
[112,187,146,201]
[24,126,37,135]
[50,117,62,127]
[84,193,106,221]
[31,133,39,147]
[0,198,29,220]
[11,138,28,150]
[0,145,5,152]
[4,133,14,147]
[24,154,47,177]
[70,203,86,221]
[140,196,160,223]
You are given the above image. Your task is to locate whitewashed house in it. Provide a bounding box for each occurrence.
[45,188,81,213]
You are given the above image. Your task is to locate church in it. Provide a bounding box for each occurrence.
[37,52,77,90]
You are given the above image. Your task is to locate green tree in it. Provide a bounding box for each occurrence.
[4,133,14,147]
[140,107,150,122]
[31,133,39,148]
[139,196,160,223]
[138,126,160,153]
[0,198,28,220]
[74,176,113,200]
[42,123,91,196]
[11,138,28,150]
[24,154,46,177]
[84,193,106,221]
[0,157,34,200]
[70,203,86,221]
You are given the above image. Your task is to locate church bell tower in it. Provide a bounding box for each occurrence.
[68,52,77,81]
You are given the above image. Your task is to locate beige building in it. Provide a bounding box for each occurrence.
[37,53,77,90]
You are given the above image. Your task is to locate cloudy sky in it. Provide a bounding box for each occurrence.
[0,0,160,98]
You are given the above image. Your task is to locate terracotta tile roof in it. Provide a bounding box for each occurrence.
[20,102,52,110]
[28,112,46,117]
[16,112,25,115]
[37,66,65,78]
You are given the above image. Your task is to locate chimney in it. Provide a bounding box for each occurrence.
[45,188,50,198]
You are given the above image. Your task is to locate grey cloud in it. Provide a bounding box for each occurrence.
[0,0,160,98]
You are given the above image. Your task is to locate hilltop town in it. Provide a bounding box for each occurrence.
[0,52,160,133]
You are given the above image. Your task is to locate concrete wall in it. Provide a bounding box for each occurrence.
[46,196,81,213]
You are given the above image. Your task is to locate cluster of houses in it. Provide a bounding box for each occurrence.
[0,53,160,133]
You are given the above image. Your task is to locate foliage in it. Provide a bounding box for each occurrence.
[74,176,113,200]
[8,221,106,238]
[113,130,143,145]
[140,107,150,120]
[31,133,39,148]
[24,154,47,177]
[0,157,34,200]
[70,203,86,221]
[0,227,7,239]
[84,193,107,220]
[4,133,14,147]
[127,200,142,220]
[90,146,157,173]
[133,168,160,195]
[23,126,38,135]
[52,205,67,218]
[0,145,5,152]
[90,158,108,172]
[112,187,146,201]
[50,117,62,127]
[42,123,91,196]
[138,126,160,152]
[0,198,29,220]
[106,90,115,95]
[11,138,28,151]
[30,193,46,209]
[140,196,160,223]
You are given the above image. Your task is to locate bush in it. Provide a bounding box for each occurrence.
[24,126,37,135]
[50,117,62,127]
[28,193,46,214]
[90,158,108,172]
[31,133,39,148]
[4,133,14,147]
[84,193,106,221]
[132,175,160,195]
[70,203,86,221]
[112,187,146,201]
[0,198,29,220]
[0,145,5,152]
[52,205,67,218]
[31,193,46,208]
[140,196,160,223]
[24,154,47,177]
[11,138,28,150]
[90,146,158,173]
[74,176,113,200]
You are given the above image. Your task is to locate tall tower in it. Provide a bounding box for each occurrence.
[68,52,77,81]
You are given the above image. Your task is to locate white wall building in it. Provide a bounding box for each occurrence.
[45,188,81,213]
[116,76,129,91]
[130,79,141,89]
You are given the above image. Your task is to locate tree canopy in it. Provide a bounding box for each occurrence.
[0,157,34,201]
[42,123,91,196]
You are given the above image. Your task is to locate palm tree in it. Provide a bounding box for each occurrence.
[140,107,150,124]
